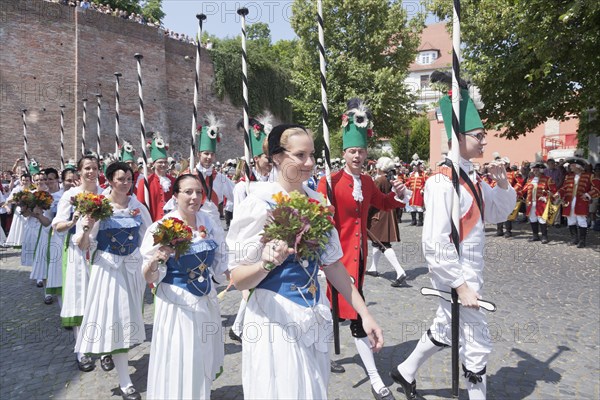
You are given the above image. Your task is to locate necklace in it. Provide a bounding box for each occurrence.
[186,251,212,295]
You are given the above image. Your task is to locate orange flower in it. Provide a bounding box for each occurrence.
[272,192,290,204]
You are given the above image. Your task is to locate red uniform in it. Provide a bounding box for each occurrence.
[136,173,175,222]
[405,171,426,207]
[318,170,405,319]
[558,172,599,216]
[520,175,557,217]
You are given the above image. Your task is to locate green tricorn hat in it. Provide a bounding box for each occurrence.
[28,159,41,175]
[197,112,223,153]
[342,98,373,149]
[147,132,169,161]
[439,89,484,140]
[239,115,272,157]
[119,141,136,162]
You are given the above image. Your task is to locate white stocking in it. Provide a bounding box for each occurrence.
[368,247,381,272]
[355,337,385,392]
[113,352,133,390]
[383,248,406,279]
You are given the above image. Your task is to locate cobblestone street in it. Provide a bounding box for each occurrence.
[1,222,598,399]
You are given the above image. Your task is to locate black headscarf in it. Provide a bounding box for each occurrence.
[267,124,307,158]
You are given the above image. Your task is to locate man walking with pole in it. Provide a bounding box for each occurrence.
[391,87,516,400]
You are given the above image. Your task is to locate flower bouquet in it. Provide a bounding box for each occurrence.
[71,192,113,230]
[261,191,334,262]
[33,191,54,210]
[152,217,193,259]
[13,189,37,211]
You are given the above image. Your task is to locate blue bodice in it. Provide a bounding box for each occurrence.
[257,255,320,308]
[162,239,218,297]
[96,214,142,256]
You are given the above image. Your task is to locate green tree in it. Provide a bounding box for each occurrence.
[141,0,165,24]
[102,0,140,14]
[426,0,600,143]
[209,35,294,121]
[247,22,272,45]
[290,0,425,157]
[390,115,430,162]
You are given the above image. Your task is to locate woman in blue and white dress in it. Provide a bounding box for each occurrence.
[44,168,70,306]
[226,125,384,399]
[74,162,151,400]
[22,173,50,274]
[51,156,102,372]
[4,173,31,247]
[140,174,228,400]
[28,173,55,291]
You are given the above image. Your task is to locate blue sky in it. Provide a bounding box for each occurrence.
[162,1,434,42]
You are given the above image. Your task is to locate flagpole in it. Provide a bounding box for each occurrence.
[237,7,253,190]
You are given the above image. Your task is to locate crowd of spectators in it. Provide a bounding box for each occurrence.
[44,0,202,45]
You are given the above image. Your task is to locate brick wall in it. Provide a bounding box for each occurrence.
[0,0,245,172]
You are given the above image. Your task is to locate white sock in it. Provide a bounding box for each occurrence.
[113,353,133,390]
[383,248,406,279]
[355,337,385,392]
[232,298,247,336]
[368,247,381,272]
[397,332,441,383]
[466,374,487,399]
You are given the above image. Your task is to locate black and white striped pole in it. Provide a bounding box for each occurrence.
[114,72,122,157]
[237,7,253,189]
[60,105,65,170]
[316,0,340,355]
[450,0,462,396]
[22,108,29,167]
[134,53,151,212]
[81,98,87,157]
[96,93,102,157]
[190,13,206,170]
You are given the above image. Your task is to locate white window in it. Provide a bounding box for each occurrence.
[418,51,437,65]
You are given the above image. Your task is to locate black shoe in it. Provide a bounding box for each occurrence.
[365,271,379,277]
[77,355,95,372]
[528,235,540,242]
[121,385,141,400]
[44,295,53,305]
[330,360,345,373]
[390,368,418,400]
[101,355,115,371]
[391,274,407,288]
[229,328,242,342]
[372,386,395,400]
[541,236,549,244]
[504,231,512,238]
[36,281,44,287]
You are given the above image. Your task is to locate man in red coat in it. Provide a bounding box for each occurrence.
[318,98,409,400]
[557,158,599,247]
[405,157,426,226]
[136,134,175,222]
[520,162,557,243]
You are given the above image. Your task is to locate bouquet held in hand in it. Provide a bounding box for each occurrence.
[13,190,37,211]
[261,191,334,262]
[70,192,113,221]
[33,191,53,210]
[152,217,193,259]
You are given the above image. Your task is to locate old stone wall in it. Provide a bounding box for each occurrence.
[0,0,244,171]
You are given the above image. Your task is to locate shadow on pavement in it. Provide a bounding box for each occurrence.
[487,346,568,400]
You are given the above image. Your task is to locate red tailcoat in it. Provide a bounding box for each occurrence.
[521,175,557,217]
[318,171,405,320]
[405,172,426,207]
[136,173,175,222]
[558,172,599,216]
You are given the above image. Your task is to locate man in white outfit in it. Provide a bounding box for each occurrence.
[391,88,516,400]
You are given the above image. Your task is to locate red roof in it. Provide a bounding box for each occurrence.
[409,22,452,72]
